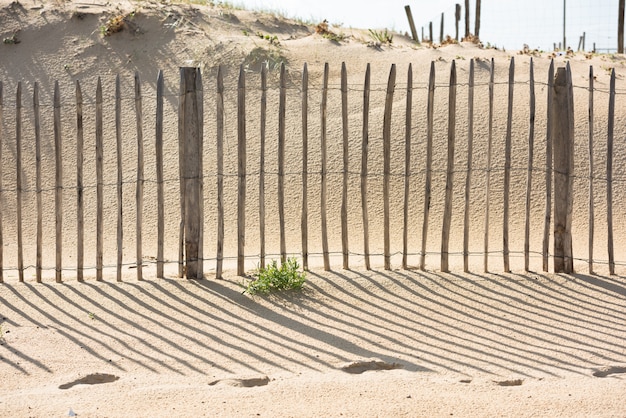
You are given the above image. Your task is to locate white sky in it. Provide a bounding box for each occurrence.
[232,0,619,52]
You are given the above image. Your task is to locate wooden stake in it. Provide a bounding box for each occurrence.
[76,81,84,282]
[588,66,594,274]
[96,77,104,281]
[441,61,457,273]
[361,64,371,270]
[607,68,616,275]
[216,66,225,279]
[503,57,514,273]
[321,63,330,271]
[34,83,43,283]
[543,60,554,272]
[278,63,287,264]
[403,63,413,270]
[301,63,309,270]
[259,64,267,269]
[463,59,475,273]
[383,64,396,271]
[156,70,165,278]
[524,58,536,272]
[421,62,435,271]
[405,5,420,44]
[115,75,123,282]
[237,65,246,276]
[135,72,144,281]
[484,58,494,273]
[16,82,24,283]
[341,62,349,270]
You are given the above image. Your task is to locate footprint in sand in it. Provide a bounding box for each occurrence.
[208,375,270,388]
[340,359,403,374]
[494,379,524,387]
[592,365,626,378]
[59,373,119,390]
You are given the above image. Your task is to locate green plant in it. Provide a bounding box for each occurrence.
[3,34,19,44]
[244,257,306,295]
[368,28,393,45]
[88,312,96,320]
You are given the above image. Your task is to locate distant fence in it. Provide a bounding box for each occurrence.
[0,59,623,282]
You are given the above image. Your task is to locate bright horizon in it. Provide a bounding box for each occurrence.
[233,0,620,52]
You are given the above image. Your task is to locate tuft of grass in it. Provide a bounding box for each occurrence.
[244,257,306,295]
[368,28,393,45]
[3,34,19,44]
[315,20,346,43]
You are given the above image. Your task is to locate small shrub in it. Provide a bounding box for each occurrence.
[315,20,345,43]
[244,257,306,295]
[368,29,393,45]
[3,34,19,44]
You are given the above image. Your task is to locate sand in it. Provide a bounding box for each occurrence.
[0,0,625,416]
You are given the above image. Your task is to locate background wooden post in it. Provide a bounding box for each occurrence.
[180,67,203,279]
[429,22,433,44]
[440,12,444,43]
[552,66,575,274]
[455,4,461,41]
[405,5,420,44]
[465,0,470,38]
[619,0,625,53]
[441,61,457,273]
[475,0,482,38]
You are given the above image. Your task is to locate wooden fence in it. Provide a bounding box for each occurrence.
[0,59,622,282]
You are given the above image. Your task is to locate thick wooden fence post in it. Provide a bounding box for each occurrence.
[475,0,481,38]
[619,0,625,53]
[180,67,203,279]
[440,13,444,43]
[552,65,575,273]
[455,4,461,41]
[405,5,420,44]
[464,0,470,38]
